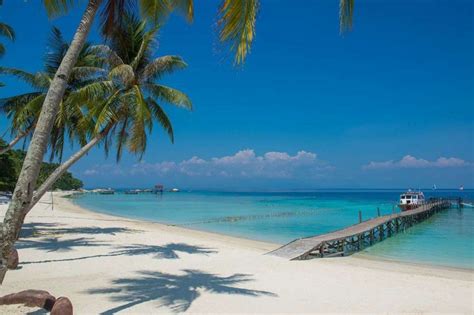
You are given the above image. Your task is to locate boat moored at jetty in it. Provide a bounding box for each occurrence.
[399,190,425,211]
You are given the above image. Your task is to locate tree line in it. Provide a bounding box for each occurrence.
[0,138,83,192]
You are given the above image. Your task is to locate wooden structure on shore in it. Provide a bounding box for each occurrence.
[269,199,461,260]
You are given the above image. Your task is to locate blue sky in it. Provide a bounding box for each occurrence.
[0,0,473,190]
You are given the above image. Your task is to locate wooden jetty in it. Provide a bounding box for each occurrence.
[269,199,460,260]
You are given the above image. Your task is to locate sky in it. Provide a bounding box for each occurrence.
[0,0,473,190]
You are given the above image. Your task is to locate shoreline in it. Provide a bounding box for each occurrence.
[59,192,278,252]
[65,192,473,275]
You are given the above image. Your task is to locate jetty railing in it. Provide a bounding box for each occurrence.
[269,198,461,260]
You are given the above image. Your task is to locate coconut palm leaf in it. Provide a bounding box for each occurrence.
[43,0,75,17]
[0,21,15,57]
[130,26,158,70]
[169,0,193,22]
[109,64,135,88]
[144,83,191,109]
[0,22,15,41]
[339,0,354,33]
[69,80,115,104]
[217,0,258,65]
[142,55,187,81]
[146,97,174,142]
[0,67,50,90]
[88,44,125,68]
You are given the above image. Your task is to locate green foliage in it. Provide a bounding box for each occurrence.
[0,139,17,191]
[0,27,105,162]
[0,138,83,192]
[0,21,15,58]
[72,14,192,161]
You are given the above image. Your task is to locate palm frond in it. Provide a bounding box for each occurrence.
[44,26,69,75]
[114,116,130,162]
[138,0,172,25]
[100,0,135,37]
[141,55,187,82]
[92,89,122,133]
[339,0,354,33]
[145,83,192,110]
[0,22,15,41]
[0,67,50,90]
[43,0,74,17]
[109,64,136,88]
[146,97,174,143]
[130,27,158,70]
[70,66,107,82]
[217,0,259,65]
[88,45,125,68]
[127,86,151,156]
[68,80,115,104]
[170,0,194,22]
[1,93,45,132]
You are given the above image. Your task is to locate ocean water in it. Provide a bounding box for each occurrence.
[72,189,474,269]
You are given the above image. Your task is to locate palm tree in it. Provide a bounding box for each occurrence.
[0,27,104,158]
[31,15,191,216]
[0,0,354,282]
[0,21,15,57]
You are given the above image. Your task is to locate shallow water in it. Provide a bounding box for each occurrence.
[73,189,474,269]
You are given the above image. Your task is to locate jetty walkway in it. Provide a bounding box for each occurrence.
[269,199,460,260]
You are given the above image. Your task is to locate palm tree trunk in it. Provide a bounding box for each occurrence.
[30,128,109,212]
[0,125,35,155]
[0,0,103,284]
[11,127,110,242]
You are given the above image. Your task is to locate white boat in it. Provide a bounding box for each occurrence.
[398,190,425,211]
[170,188,180,192]
[96,188,115,195]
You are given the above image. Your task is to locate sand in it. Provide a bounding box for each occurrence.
[0,192,472,314]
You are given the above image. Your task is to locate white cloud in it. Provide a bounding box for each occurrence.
[83,149,331,179]
[363,155,470,170]
[83,169,98,176]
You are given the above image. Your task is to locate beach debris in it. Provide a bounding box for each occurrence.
[51,297,73,315]
[0,290,56,311]
[7,248,18,269]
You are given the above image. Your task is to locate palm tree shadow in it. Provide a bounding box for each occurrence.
[88,269,277,314]
[19,223,59,238]
[20,223,135,238]
[111,243,217,259]
[16,237,107,252]
[20,243,217,265]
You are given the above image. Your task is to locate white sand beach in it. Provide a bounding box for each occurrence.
[0,192,472,314]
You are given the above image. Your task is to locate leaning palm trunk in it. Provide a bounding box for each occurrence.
[30,127,110,213]
[0,125,35,155]
[0,0,103,283]
[10,126,111,242]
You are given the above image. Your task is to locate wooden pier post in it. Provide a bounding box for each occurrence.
[358,211,362,223]
[377,207,380,217]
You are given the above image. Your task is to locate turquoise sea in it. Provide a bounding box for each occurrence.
[72,189,474,269]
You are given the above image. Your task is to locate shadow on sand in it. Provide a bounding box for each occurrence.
[88,269,277,314]
[16,237,107,252]
[20,223,136,238]
[19,243,217,265]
